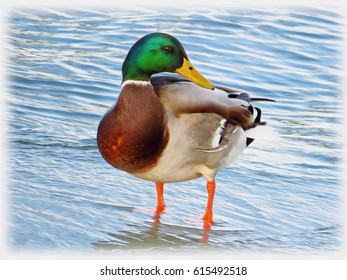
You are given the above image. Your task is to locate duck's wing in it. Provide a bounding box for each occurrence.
[213,84,275,127]
[151,76,275,102]
[151,76,254,130]
[151,75,274,152]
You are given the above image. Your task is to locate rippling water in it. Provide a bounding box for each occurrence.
[7,6,343,254]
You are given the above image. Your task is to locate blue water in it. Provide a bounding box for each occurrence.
[7,6,343,254]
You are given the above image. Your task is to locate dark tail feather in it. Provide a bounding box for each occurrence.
[254,107,267,126]
[250,97,276,102]
[246,137,255,147]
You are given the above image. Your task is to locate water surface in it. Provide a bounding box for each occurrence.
[7,6,343,255]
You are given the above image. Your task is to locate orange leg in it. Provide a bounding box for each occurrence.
[155,182,166,214]
[202,180,216,229]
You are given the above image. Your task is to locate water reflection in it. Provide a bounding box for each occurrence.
[150,208,212,244]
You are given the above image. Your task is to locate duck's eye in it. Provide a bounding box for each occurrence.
[162,46,174,53]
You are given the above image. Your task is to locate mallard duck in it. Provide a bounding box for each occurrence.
[97,32,271,228]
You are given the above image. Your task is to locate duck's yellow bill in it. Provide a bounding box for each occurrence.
[175,57,214,90]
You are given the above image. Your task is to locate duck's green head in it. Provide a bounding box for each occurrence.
[122,33,214,89]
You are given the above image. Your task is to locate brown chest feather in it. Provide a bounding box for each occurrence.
[97,83,169,173]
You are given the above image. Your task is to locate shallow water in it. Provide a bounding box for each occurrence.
[6,6,343,254]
